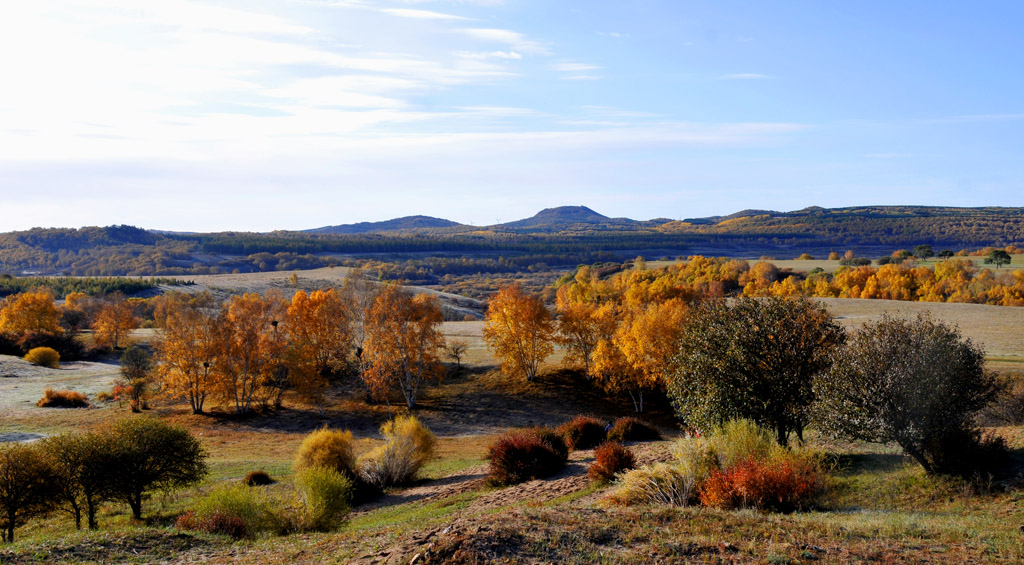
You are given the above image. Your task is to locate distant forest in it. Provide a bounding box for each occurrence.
[2,206,1023,278]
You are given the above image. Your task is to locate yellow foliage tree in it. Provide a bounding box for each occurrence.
[153,293,219,414]
[483,284,555,382]
[0,289,63,336]
[92,293,138,349]
[286,289,353,413]
[215,292,288,415]
[363,286,445,408]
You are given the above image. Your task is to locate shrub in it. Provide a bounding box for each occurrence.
[186,483,280,538]
[589,442,636,484]
[292,466,352,532]
[487,427,568,486]
[24,347,60,368]
[244,470,275,487]
[557,415,607,451]
[815,314,1004,475]
[698,456,824,513]
[293,428,356,477]
[18,332,84,362]
[37,388,89,408]
[358,415,436,488]
[607,462,698,506]
[176,510,247,539]
[607,417,661,442]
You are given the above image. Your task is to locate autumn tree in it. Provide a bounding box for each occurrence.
[215,292,288,415]
[363,285,445,409]
[92,293,138,349]
[592,300,687,412]
[0,289,63,337]
[340,268,379,399]
[668,297,845,445]
[286,289,353,413]
[154,293,219,414]
[118,346,153,412]
[483,284,555,382]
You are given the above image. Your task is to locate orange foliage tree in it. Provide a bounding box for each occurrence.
[363,285,445,409]
[0,289,63,336]
[214,292,288,415]
[483,284,555,382]
[286,289,353,413]
[153,293,219,414]
[92,293,138,349]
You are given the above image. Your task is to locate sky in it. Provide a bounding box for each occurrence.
[1,0,1023,232]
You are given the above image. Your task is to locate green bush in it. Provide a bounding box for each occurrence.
[294,428,356,477]
[358,415,436,488]
[292,467,352,532]
[185,484,280,538]
[24,346,60,368]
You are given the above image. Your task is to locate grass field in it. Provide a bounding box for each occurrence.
[2,294,1024,562]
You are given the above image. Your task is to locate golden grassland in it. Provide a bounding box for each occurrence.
[2,299,1024,562]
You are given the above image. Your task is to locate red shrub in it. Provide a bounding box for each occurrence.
[588,442,637,484]
[607,417,661,442]
[557,415,607,451]
[36,388,90,408]
[698,457,823,512]
[175,510,247,539]
[487,427,568,486]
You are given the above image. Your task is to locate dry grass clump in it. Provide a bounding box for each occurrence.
[293,427,356,476]
[36,388,89,408]
[608,420,828,512]
[358,415,436,488]
[24,346,60,368]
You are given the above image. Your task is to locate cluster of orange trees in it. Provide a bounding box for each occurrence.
[153,281,445,415]
[744,258,1024,305]
[0,289,140,356]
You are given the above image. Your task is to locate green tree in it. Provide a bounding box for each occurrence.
[984,249,1012,269]
[668,297,845,445]
[105,418,207,520]
[913,244,934,260]
[43,433,117,530]
[0,443,57,543]
[814,314,1002,475]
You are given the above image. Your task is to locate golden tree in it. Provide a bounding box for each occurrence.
[286,289,353,413]
[363,285,445,409]
[592,300,688,412]
[557,298,617,378]
[0,289,63,336]
[214,292,287,415]
[483,283,555,382]
[92,293,138,349]
[153,293,219,414]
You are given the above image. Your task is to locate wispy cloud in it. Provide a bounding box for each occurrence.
[381,8,470,20]
[457,28,550,55]
[454,50,522,60]
[598,31,629,39]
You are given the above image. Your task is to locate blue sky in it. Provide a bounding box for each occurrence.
[1,1,1022,231]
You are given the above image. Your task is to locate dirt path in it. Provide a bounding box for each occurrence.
[350,440,673,564]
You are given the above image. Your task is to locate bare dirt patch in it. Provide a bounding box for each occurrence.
[0,355,119,414]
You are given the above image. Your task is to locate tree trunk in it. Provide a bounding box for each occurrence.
[128,495,143,520]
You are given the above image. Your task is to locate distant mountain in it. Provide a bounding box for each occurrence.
[306,215,462,235]
[497,206,636,231]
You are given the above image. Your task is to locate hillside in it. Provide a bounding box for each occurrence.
[305,215,462,235]
[2,205,1024,277]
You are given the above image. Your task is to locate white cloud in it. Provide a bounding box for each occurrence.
[598,31,629,39]
[381,8,470,20]
[454,50,523,60]
[458,28,550,55]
